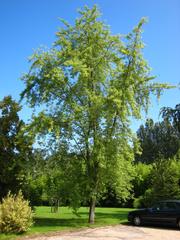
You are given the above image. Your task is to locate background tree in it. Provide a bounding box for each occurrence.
[0,96,32,199]
[136,118,180,163]
[161,104,180,132]
[134,104,180,207]
[45,148,95,211]
[21,6,169,223]
[22,149,47,206]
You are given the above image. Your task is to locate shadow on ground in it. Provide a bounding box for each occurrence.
[34,218,88,228]
[34,210,128,228]
[77,211,128,220]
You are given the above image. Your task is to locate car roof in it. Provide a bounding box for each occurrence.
[158,200,180,203]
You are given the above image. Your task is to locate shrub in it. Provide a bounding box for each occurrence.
[0,191,33,233]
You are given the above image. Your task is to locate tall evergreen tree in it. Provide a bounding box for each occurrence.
[136,118,180,164]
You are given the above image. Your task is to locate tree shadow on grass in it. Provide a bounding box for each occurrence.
[78,210,128,221]
[34,218,88,228]
[34,210,129,228]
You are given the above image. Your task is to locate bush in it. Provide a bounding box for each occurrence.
[0,191,33,233]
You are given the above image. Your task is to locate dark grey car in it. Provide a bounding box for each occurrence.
[128,200,180,228]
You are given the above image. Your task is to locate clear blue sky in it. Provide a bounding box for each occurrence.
[0,0,179,130]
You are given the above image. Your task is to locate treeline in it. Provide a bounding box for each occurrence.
[133,104,180,207]
[1,95,179,208]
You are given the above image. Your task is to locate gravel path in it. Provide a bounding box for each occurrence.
[24,225,180,240]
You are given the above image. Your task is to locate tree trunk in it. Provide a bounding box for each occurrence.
[88,197,96,224]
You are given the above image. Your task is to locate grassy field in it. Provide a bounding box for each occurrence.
[0,206,133,240]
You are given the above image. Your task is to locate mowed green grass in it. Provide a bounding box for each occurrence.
[0,206,132,240]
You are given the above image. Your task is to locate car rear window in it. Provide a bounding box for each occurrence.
[153,201,180,210]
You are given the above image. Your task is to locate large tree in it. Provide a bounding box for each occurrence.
[0,96,32,199]
[21,6,169,223]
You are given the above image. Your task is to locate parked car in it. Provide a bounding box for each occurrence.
[128,200,180,228]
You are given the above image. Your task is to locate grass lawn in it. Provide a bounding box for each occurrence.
[0,206,133,240]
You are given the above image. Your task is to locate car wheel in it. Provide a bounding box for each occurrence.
[177,219,180,229]
[133,216,141,226]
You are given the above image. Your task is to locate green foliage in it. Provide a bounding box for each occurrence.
[21,5,170,222]
[0,191,33,233]
[132,163,152,208]
[23,174,47,206]
[45,170,66,203]
[45,152,90,210]
[150,158,180,202]
[22,150,48,206]
[135,157,180,207]
[133,163,152,197]
[0,96,33,200]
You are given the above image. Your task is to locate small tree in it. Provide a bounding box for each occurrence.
[21,6,169,223]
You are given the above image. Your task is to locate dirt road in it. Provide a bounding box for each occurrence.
[26,225,180,240]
